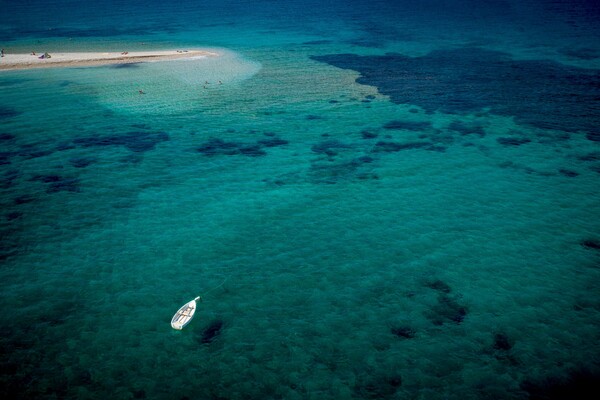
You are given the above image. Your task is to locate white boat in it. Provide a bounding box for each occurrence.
[171,296,201,330]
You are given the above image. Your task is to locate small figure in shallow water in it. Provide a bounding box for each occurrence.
[1,49,4,57]
[218,80,222,85]
[139,90,145,94]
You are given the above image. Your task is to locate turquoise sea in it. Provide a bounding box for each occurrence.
[1,1,600,399]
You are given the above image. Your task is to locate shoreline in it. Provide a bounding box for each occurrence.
[0,49,218,71]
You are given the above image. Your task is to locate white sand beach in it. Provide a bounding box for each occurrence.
[0,49,218,71]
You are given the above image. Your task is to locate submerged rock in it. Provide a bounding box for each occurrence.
[425,279,452,293]
[238,144,266,157]
[200,320,224,344]
[558,169,579,177]
[5,212,22,221]
[383,120,431,131]
[355,374,402,399]
[197,138,271,157]
[312,49,600,137]
[257,137,289,147]
[582,239,600,250]
[69,157,97,168]
[521,367,600,400]
[493,333,514,351]
[391,326,416,339]
[427,294,467,325]
[311,140,351,156]
[18,148,54,159]
[0,106,20,119]
[559,47,600,60]
[30,175,62,183]
[0,133,15,141]
[73,130,169,153]
[30,174,80,193]
[373,141,430,152]
[447,121,485,137]
[497,137,531,146]
[361,130,378,139]
[47,178,80,193]
[1,169,19,189]
[197,138,239,156]
[309,155,375,184]
[0,151,15,165]
[577,152,600,162]
[14,194,35,205]
[587,132,600,142]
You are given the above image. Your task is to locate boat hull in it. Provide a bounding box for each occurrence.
[171,299,197,330]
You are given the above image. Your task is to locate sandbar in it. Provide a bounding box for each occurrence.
[0,49,218,71]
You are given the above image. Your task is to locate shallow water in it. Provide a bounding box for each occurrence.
[1,1,600,399]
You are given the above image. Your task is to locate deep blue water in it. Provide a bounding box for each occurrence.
[1,1,600,399]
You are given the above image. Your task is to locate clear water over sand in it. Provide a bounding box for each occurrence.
[1,1,599,399]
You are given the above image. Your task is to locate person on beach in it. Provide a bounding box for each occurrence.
[31,51,36,55]
[1,49,4,57]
